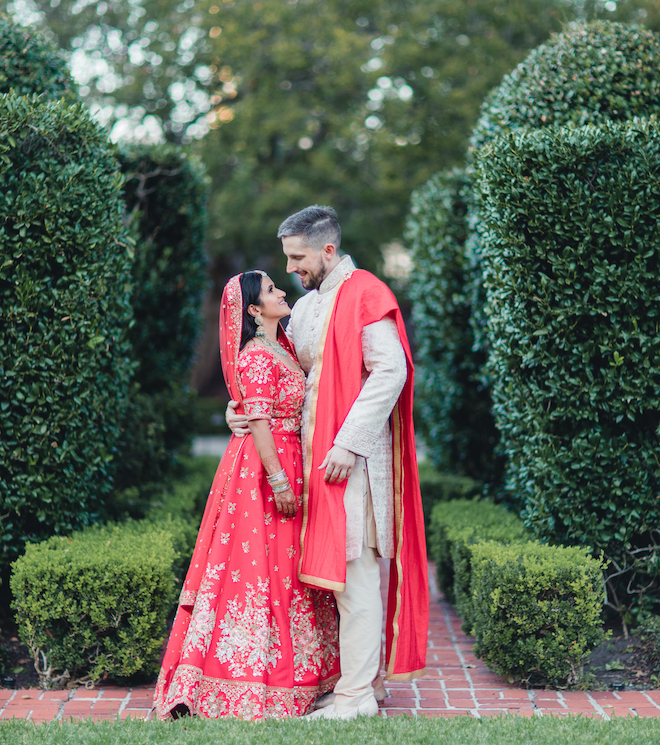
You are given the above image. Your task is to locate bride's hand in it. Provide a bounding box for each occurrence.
[226,400,250,437]
[274,486,298,519]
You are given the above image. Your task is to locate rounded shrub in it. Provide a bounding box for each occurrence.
[476,117,660,620]
[406,169,503,485]
[0,95,134,568]
[0,16,74,100]
[471,21,660,151]
[468,20,660,366]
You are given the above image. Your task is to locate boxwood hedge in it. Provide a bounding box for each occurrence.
[10,521,176,688]
[406,169,503,486]
[112,145,209,496]
[471,21,660,151]
[0,16,74,100]
[0,95,134,569]
[470,542,605,687]
[476,117,660,620]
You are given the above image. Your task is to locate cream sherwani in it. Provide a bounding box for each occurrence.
[286,255,407,709]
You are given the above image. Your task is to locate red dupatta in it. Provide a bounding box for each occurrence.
[297,269,429,681]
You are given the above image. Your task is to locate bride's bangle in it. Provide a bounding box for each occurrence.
[271,480,291,493]
[267,469,287,484]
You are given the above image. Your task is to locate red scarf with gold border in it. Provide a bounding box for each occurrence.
[298,269,428,681]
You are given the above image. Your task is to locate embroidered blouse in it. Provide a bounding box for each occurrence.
[236,346,305,434]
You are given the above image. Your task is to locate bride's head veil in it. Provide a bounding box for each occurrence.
[219,271,297,405]
[218,274,246,404]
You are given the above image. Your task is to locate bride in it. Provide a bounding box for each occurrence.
[153,271,339,719]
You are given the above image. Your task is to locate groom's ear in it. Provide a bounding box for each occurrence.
[321,243,337,260]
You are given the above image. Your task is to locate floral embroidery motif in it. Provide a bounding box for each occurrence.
[236,347,304,433]
[181,565,224,658]
[215,579,282,677]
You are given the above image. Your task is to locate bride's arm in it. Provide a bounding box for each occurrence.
[248,419,298,518]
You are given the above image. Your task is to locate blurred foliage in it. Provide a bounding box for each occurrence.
[2,0,624,286]
[111,144,209,495]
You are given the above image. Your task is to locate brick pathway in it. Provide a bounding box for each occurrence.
[2,561,660,722]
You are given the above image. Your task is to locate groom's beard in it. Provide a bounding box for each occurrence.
[300,256,328,290]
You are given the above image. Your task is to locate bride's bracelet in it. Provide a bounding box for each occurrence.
[271,481,291,493]
[267,469,287,485]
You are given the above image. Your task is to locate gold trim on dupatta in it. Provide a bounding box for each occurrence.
[297,278,347,592]
[385,402,426,681]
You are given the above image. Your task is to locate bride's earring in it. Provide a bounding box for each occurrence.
[255,314,266,338]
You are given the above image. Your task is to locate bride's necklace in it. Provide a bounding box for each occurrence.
[255,326,290,358]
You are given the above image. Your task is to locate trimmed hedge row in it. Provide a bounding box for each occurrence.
[476,117,660,619]
[471,542,605,687]
[0,94,134,568]
[9,455,218,688]
[10,522,177,688]
[471,21,660,152]
[429,499,528,606]
[429,500,604,686]
[406,169,502,486]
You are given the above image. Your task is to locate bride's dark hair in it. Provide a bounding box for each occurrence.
[239,271,264,350]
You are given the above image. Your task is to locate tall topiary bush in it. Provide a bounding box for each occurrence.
[471,21,660,151]
[111,145,209,497]
[476,118,660,622]
[0,95,134,569]
[468,20,660,360]
[406,168,502,485]
[0,16,75,100]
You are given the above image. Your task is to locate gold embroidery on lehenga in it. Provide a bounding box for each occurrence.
[214,578,282,677]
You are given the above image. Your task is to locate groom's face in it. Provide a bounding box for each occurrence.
[282,235,328,290]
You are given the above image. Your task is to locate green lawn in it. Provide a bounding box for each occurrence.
[1,715,659,745]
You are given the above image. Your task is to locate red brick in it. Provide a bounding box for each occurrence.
[0,707,33,719]
[70,689,97,700]
[0,691,14,701]
[98,687,131,696]
[383,697,417,707]
[561,692,591,702]
[120,710,150,720]
[382,709,414,717]
[61,702,94,715]
[91,701,122,714]
[29,707,61,722]
[418,691,447,702]
[632,708,660,718]
[41,691,69,701]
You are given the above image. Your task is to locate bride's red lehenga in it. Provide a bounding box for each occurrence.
[153,276,339,720]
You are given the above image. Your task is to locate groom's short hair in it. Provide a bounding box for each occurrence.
[277,205,341,251]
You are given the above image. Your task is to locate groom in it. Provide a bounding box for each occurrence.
[227,205,428,720]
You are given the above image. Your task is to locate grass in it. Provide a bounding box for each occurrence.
[0,715,659,745]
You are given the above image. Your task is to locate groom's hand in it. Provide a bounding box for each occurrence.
[226,400,250,437]
[319,446,357,484]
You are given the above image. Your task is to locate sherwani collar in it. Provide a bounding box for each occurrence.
[318,255,356,295]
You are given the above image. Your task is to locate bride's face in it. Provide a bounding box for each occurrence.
[258,275,290,320]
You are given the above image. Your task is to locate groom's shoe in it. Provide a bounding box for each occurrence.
[372,677,387,702]
[305,697,379,721]
[314,692,336,710]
